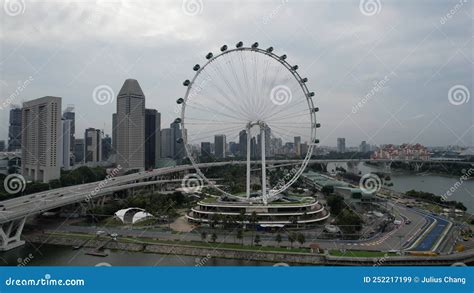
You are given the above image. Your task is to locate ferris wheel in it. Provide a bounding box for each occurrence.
[177,42,320,205]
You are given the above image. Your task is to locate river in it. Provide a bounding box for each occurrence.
[1,244,273,266]
[326,162,474,212]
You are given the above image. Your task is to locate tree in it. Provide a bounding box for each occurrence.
[236,229,244,246]
[254,235,261,246]
[327,195,344,215]
[275,234,282,247]
[297,233,306,247]
[201,231,207,242]
[288,232,296,248]
[211,233,218,243]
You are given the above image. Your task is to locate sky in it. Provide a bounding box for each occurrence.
[0,0,472,148]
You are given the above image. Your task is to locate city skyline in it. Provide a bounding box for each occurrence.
[0,1,471,148]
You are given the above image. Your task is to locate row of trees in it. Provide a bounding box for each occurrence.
[200,230,306,248]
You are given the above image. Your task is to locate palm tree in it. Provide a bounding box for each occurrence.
[236,229,244,246]
[201,231,207,242]
[254,235,261,246]
[249,211,258,245]
[297,233,306,247]
[275,233,282,247]
[288,232,296,248]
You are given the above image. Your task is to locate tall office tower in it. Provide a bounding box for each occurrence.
[21,96,62,183]
[170,121,184,160]
[74,138,85,163]
[337,138,346,153]
[264,126,271,156]
[300,142,308,157]
[145,109,161,169]
[359,140,368,153]
[201,142,212,158]
[229,142,238,155]
[214,135,226,158]
[62,107,75,154]
[160,128,172,158]
[116,79,145,171]
[8,107,22,151]
[101,135,112,161]
[294,136,301,156]
[250,136,258,158]
[112,113,117,153]
[238,129,247,157]
[0,140,5,152]
[84,128,102,163]
[61,119,72,169]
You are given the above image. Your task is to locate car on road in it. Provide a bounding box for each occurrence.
[405,220,411,224]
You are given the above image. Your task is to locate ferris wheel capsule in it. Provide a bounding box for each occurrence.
[280,54,287,60]
[236,41,243,48]
[174,117,182,124]
[266,47,273,53]
[220,45,228,52]
[251,42,259,49]
[176,98,184,104]
[206,52,213,59]
[193,64,200,71]
[183,80,190,86]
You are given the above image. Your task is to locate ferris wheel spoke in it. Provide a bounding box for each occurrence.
[261,82,309,121]
[185,101,245,122]
[264,108,311,123]
[204,67,251,120]
[187,125,244,143]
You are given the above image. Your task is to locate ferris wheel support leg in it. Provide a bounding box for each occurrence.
[246,125,251,199]
[260,124,267,205]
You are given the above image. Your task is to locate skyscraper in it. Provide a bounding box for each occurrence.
[0,140,5,152]
[238,129,247,157]
[170,120,184,161]
[201,142,211,158]
[112,113,117,153]
[62,107,75,156]
[160,128,172,158]
[61,119,72,169]
[116,79,145,171]
[84,128,102,163]
[359,140,369,153]
[21,96,62,183]
[214,135,226,158]
[294,136,301,156]
[74,138,85,163]
[337,138,346,153]
[101,135,112,161]
[145,109,161,169]
[8,107,22,151]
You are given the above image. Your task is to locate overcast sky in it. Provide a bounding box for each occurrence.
[0,0,472,148]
